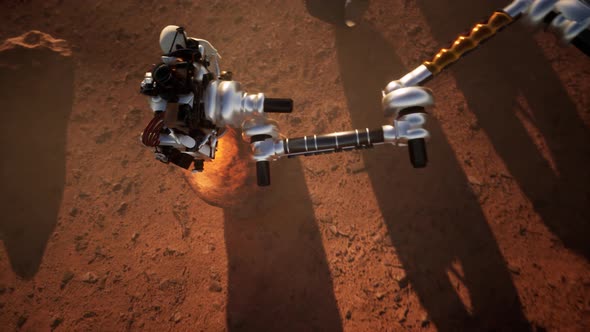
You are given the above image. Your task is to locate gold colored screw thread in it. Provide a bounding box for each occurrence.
[423,11,513,75]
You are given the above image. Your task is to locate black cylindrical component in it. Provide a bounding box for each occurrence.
[251,134,272,186]
[572,29,590,57]
[256,161,271,186]
[408,138,428,168]
[284,128,384,154]
[263,98,293,113]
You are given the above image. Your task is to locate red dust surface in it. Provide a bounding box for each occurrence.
[0,0,589,331]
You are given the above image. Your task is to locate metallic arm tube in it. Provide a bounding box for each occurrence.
[283,128,385,156]
[504,0,534,18]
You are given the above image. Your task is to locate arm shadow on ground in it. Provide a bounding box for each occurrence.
[334,22,532,332]
[417,0,590,261]
[222,158,343,331]
[0,47,74,279]
[305,0,532,329]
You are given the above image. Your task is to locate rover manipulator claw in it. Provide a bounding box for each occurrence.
[243,85,434,186]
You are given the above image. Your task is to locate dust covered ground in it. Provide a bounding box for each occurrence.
[0,0,589,331]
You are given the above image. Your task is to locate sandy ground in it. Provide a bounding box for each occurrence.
[0,0,589,331]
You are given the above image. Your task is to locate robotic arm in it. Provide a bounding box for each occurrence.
[246,87,433,185]
[384,0,590,95]
[245,0,590,186]
[373,0,590,172]
[140,2,589,186]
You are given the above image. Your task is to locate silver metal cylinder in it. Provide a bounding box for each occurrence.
[203,80,266,128]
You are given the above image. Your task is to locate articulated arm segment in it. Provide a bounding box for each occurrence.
[389,0,590,91]
[379,1,590,177]
[249,111,430,185]
[280,122,428,167]
[283,127,386,156]
[423,12,514,75]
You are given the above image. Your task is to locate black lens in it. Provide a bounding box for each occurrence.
[153,65,172,84]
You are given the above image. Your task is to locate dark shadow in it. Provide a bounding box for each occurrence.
[417,0,590,260]
[223,158,343,331]
[305,0,369,26]
[306,2,531,329]
[0,44,74,278]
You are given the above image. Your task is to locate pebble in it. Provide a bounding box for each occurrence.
[467,175,482,186]
[83,311,97,318]
[117,202,128,215]
[508,264,521,275]
[172,312,182,323]
[82,272,98,284]
[209,281,223,293]
[61,271,75,289]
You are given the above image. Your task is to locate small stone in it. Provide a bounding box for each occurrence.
[112,183,122,192]
[375,292,386,300]
[61,271,75,289]
[345,310,352,320]
[467,175,482,186]
[209,281,222,292]
[78,192,90,199]
[328,225,339,235]
[350,166,365,174]
[131,232,140,242]
[328,225,349,237]
[83,311,97,318]
[508,264,521,275]
[82,272,98,284]
[117,202,128,215]
[172,312,182,323]
[69,207,78,217]
[164,247,177,256]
